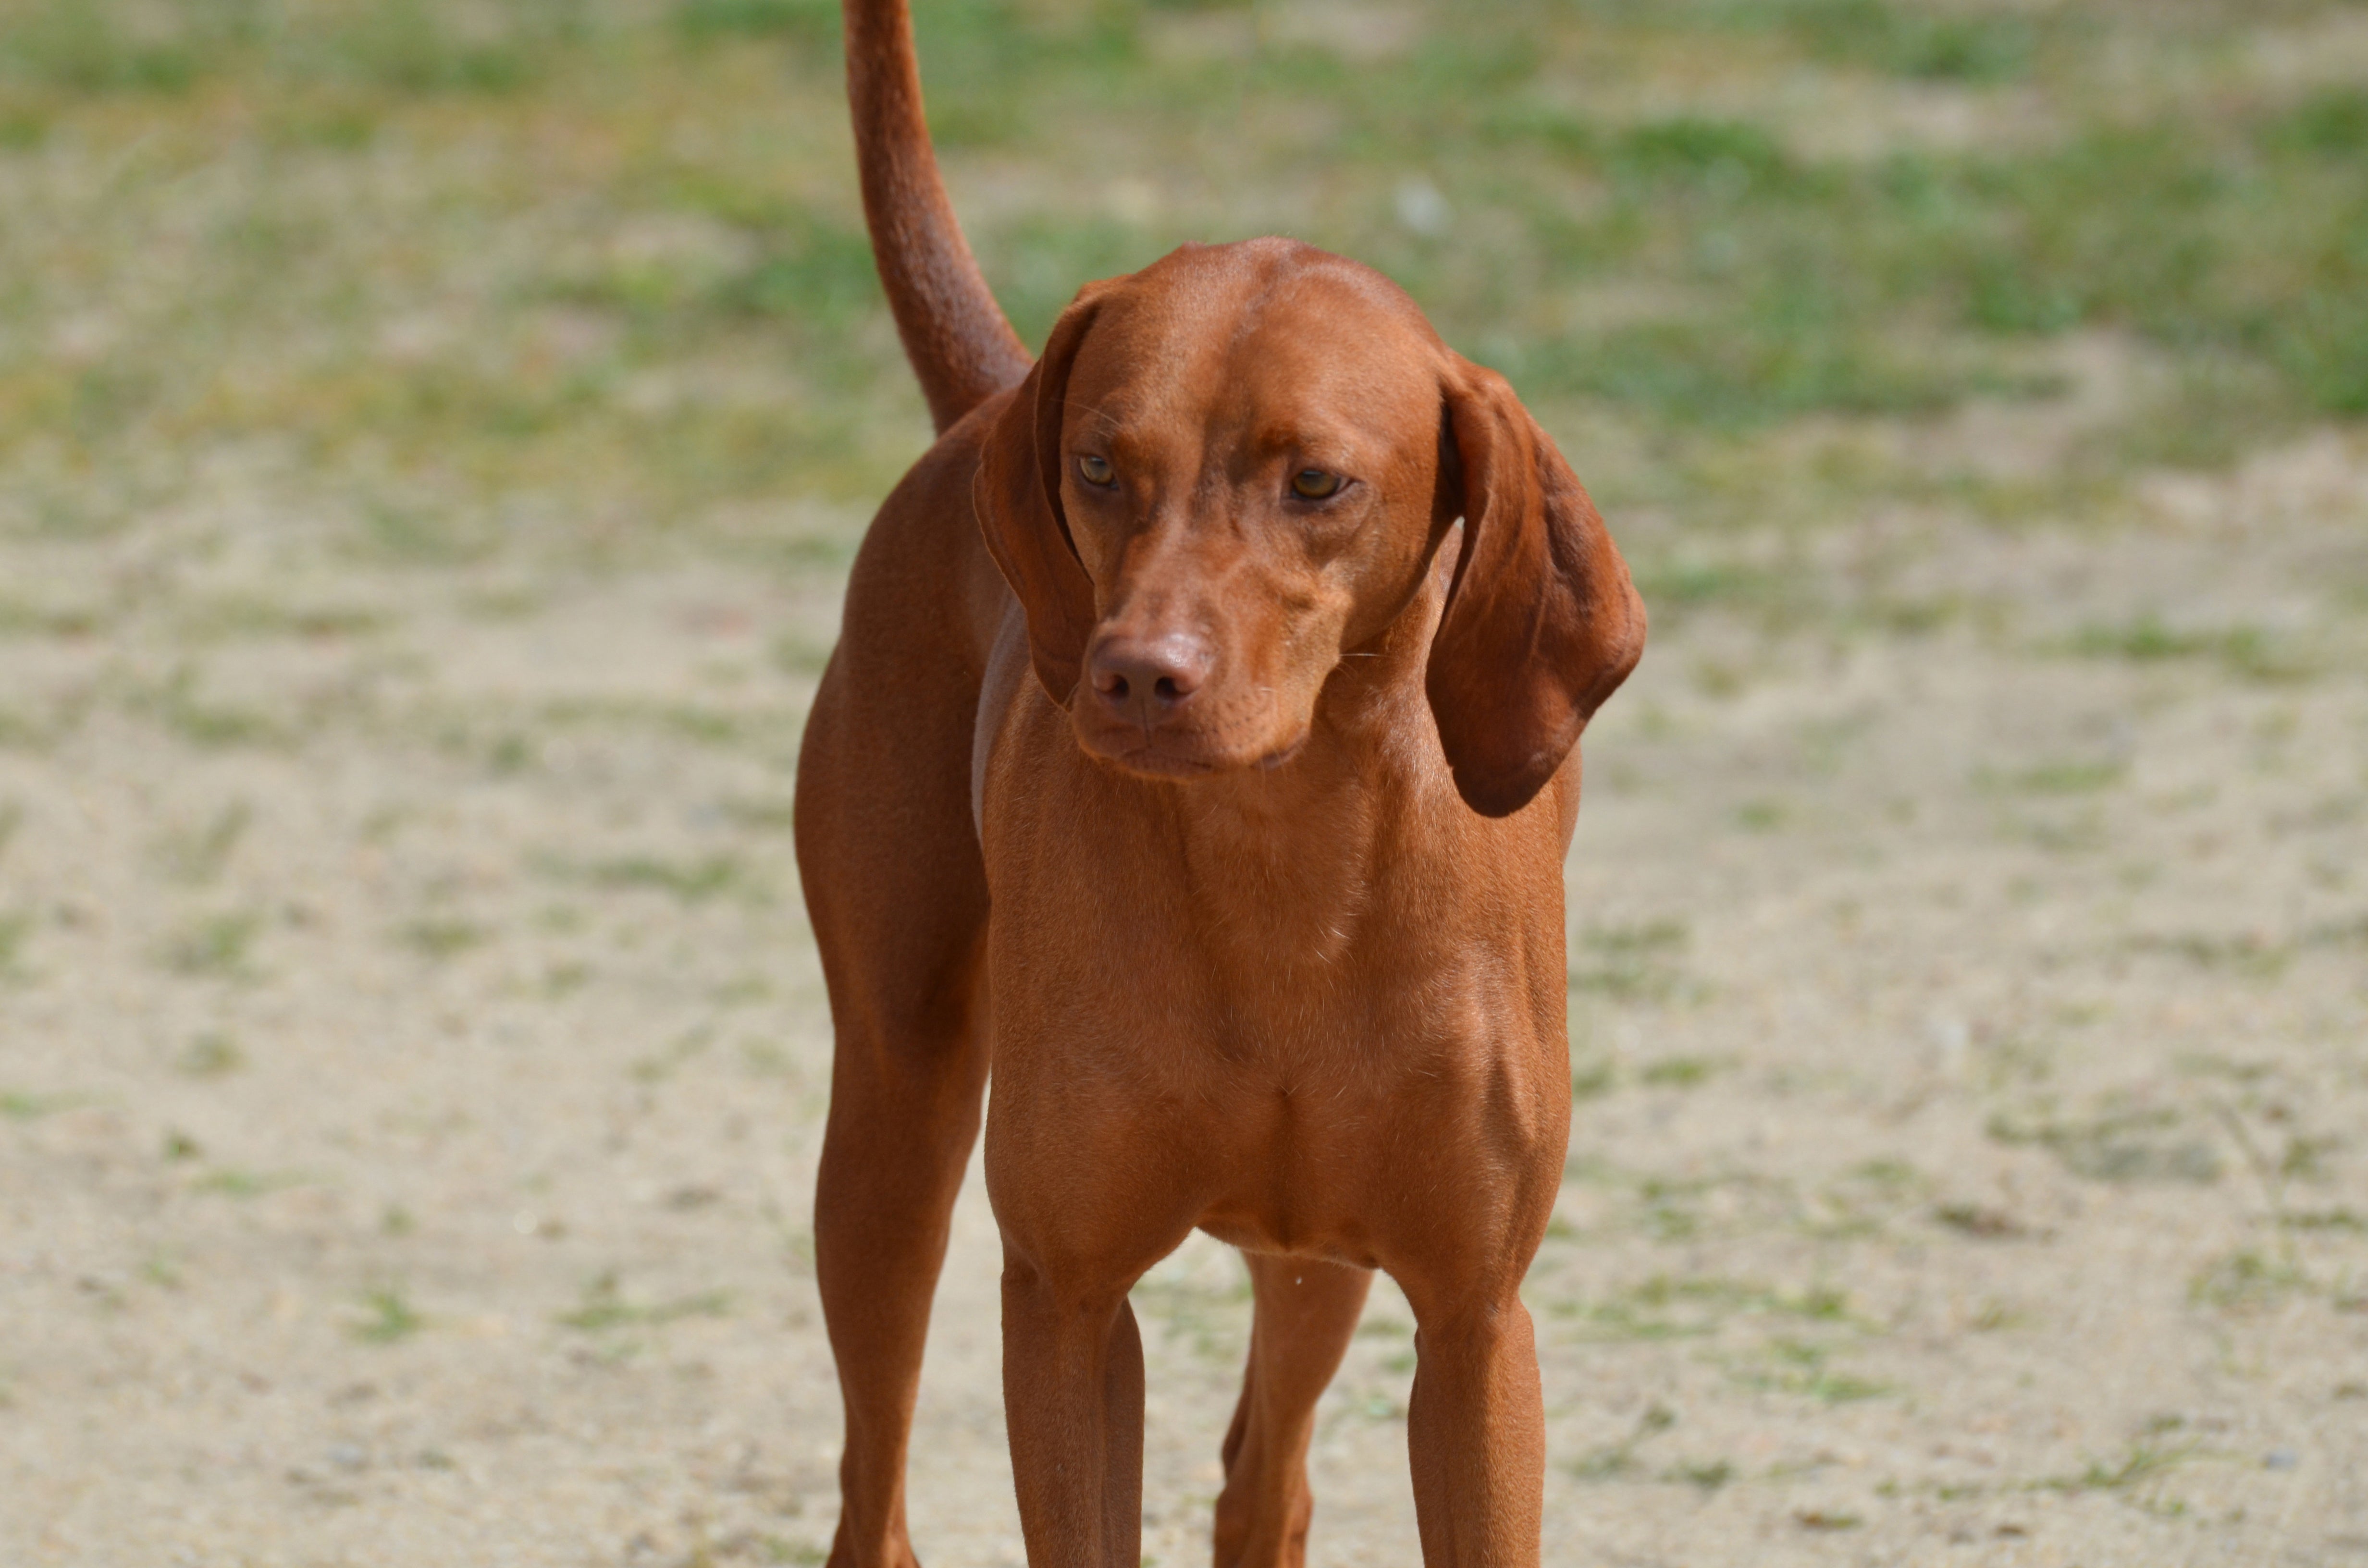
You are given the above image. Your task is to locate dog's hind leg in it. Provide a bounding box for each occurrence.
[796,457,1005,1568]
[1211,1255,1374,1568]
[800,675,988,1566]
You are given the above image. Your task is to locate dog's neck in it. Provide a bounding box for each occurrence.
[1150,561,1453,972]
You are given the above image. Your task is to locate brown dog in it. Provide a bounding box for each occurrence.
[795,4,1646,1565]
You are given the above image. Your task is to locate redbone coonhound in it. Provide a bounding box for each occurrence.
[794,4,1647,1565]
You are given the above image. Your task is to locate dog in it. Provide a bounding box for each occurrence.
[793,3,1647,1564]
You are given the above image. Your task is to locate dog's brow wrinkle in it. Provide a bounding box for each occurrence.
[1055,397,1125,441]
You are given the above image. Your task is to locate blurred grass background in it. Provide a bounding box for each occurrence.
[3,0,2363,583]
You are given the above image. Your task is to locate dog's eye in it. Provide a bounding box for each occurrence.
[1076,454,1116,488]
[1290,468,1343,500]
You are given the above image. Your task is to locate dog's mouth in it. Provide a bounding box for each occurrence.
[1073,710,1307,781]
[1091,742,1220,779]
[1253,731,1308,771]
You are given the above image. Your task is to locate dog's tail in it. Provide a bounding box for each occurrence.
[843,0,1032,434]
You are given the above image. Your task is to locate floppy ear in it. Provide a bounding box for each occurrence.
[975,290,1105,705]
[1427,358,1647,818]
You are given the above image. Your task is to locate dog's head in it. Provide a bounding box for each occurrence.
[976,238,1644,818]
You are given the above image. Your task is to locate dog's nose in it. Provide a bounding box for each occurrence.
[1089,633,1213,724]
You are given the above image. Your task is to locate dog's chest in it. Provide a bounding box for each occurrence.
[1041,864,1551,1110]
[983,693,1567,1091]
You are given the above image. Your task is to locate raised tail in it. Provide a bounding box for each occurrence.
[843,0,1032,434]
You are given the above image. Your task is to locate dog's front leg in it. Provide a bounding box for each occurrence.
[1213,1254,1373,1568]
[1402,1287,1547,1568]
[1000,1249,1147,1568]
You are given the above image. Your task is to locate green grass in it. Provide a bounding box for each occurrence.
[1986,1101,2223,1185]
[193,1166,310,1198]
[2125,915,2368,980]
[1568,1402,1676,1480]
[1665,1459,1736,1492]
[583,854,744,902]
[1552,1272,1858,1342]
[0,910,32,977]
[1982,759,2126,796]
[0,695,90,752]
[1736,1338,1891,1403]
[1802,1157,1932,1238]
[721,796,798,833]
[175,1032,247,1078]
[175,596,385,643]
[1932,1201,2025,1240]
[1555,1163,1792,1243]
[1569,918,1696,1004]
[2190,1248,2315,1311]
[1638,1055,1723,1089]
[2034,1439,2203,1495]
[162,911,264,978]
[555,1272,733,1331]
[398,918,489,960]
[2,1089,77,1120]
[2,0,2362,557]
[351,1286,427,1344]
[2068,617,2320,683]
[155,803,252,885]
[138,672,295,751]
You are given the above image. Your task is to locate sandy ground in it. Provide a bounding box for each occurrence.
[3,429,2366,1568]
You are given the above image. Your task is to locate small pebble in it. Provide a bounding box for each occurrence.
[2265,1449,2299,1471]
[328,1444,367,1470]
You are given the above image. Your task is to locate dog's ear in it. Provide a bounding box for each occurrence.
[1427,357,1647,818]
[975,289,1106,705]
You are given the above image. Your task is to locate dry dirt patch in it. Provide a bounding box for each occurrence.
[2,435,2364,1567]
